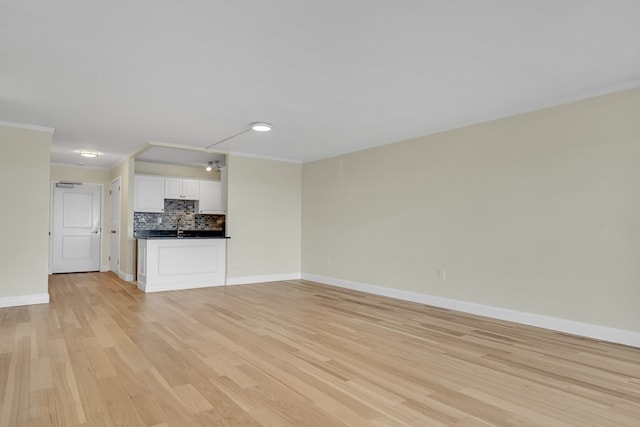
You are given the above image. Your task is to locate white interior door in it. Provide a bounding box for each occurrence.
[52,183,101,273]
[110,178,120,273]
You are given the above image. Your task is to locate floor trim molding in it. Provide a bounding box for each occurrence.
[116,271,134,282]
[0,293,50,308]
[137,281,225,293]
[301,273,640,348]
[226,272,301,286]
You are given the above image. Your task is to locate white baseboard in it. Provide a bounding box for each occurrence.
[0,293,50,308]
[226,272,301,286]
[115,270,134,282]
[138,281,226,293]
[301,273,640,348]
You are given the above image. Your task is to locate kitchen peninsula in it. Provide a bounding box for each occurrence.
[133,169,228,293]
[136,230,228,293]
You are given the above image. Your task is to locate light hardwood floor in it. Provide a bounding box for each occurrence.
[1,272,638,426]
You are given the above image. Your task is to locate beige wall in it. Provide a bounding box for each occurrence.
[0,125,52,301]
[111,158,135,278]
[135,161,221,180]
[50,165,112,270]
[226,155,301,279]
[302,88,640,332]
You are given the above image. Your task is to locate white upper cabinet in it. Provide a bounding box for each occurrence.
[198,180,224,214]
[164,178,200,200]
[134,175,165,213]
[182,179,200,199]
[164,178,182,199]
[135,174,225,214]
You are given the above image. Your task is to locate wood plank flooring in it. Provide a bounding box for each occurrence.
[1,272,639,426]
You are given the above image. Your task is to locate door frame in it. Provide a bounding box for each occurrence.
[110,176,121,277]
[49,181,105,274]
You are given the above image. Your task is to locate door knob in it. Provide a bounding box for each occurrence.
[111,230,117,234]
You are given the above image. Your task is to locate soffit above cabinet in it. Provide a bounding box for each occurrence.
[135,146,226,169]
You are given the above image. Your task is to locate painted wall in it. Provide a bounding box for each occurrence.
[135,161,221,180]
[111,158,135,279]
[0,124,53,305]
[302,88,640,332]
[50,165,112,271]
[226,155,301,282]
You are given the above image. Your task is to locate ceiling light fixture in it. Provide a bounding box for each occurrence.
[206,122,273,149]
[78,150,100,158]
[205,160,223,171]
[250,122,272,132]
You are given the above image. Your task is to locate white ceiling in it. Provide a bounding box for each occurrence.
[2,1,639,169]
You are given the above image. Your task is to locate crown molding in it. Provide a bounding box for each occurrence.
[0,121,55,133]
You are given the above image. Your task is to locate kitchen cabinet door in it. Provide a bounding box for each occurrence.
[164,177,183,199]
[198,180,223,213]
[134,175,165,213]
[164,178,200,200]
[182,179,200,200]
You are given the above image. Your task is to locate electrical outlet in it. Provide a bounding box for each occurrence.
[438,268,446,280]
[157,217,162,224]
[327,256,332,265]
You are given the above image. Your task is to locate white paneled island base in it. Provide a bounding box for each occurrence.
[137,238,226,292]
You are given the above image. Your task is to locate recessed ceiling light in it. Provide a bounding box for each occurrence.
[78,150,100,158]
[250,122,272,132]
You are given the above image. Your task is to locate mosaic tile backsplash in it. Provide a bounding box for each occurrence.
[134,199,225,231]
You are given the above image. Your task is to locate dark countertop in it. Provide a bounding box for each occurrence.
[134,230,229,239]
